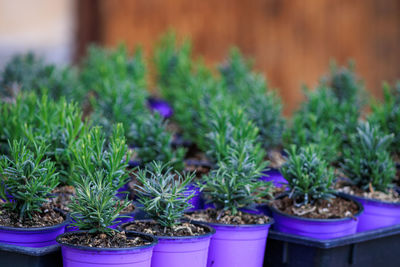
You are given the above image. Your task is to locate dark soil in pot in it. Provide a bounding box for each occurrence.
[185,209,270,225]
[0,202,64,228]
[124,221,208,237]
[335,181,400,203]
[272,196,359,219]
[58,231,149,248]
[51,185,75,213]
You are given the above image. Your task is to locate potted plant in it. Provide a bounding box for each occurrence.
[70,124,135,227]
[56,170,157,267]
[0,140,67,247]
[120,161,214,267]
[269,145,363,239]
[183,104,274,267]
[369,82,400,183]
[339,122,400,231]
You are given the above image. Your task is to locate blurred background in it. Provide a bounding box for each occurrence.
[1,0,400,114]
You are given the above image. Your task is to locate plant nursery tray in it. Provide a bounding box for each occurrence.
[0,243,62,267]
[264,224,400,267]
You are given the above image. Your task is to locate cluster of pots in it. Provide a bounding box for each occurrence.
[1,170,400,267]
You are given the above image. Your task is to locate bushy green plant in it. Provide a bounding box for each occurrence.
[69,171,129,234]
[0,52,79,100]
[281,145,335,206]
[153,31,192,102]
[284,86,359,163]
[72,124,129,191]
[369,82,400,157]
[130,113,185,170]
[0,93,87,183]
[134,161,195,227]
[219,48,285,151]
[201,141,269,214]
[320,61,365,106]
[0,140,59,220]
[341,122,396,192]
[206,105,264,165]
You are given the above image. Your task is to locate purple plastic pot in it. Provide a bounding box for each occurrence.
[343,193,400,232]
[147,98,173,118]
[57,230,157,267]
[66,212,135,232]
[0,219,67,247]
[184,183,202,211]
[116,183,130,199]
[260,168,287,188]
[204,218,274,267]
[269,195,363,239]
[122,220,215,267]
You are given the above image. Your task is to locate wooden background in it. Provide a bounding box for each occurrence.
[77,0,400,114]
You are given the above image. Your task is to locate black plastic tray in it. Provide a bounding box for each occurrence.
[0,243,62,267]
[264,224,400,267]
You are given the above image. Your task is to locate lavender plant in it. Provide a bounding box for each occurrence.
[68,171,129,234]
[341,122,396,193]
[368,82,400,158]
[281,145,335,206]
[134,162,195,227]
[0,140,59,220]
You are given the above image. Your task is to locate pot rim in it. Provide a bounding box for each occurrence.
[121,219,216,240]
[341,191,400,206]
[268,193,364,222]
[185,209,275,228]
[56,230,158,251]
[0,208,69,231]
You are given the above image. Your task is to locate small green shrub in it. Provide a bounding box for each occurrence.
[153,31,192,102]
[281,145,335,206]
[0,93,87,184]
[219,48,285,151]
[0,52,79,100]
[341,122,396,192]
[369,82,400,158]
[69,171,129,234]
[72,124,130,191]
[0,140,59,220]
[130,113,185,170]
[134,162,195,227]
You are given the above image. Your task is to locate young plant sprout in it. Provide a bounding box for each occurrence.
[134,161,195,228]
[72,124,130,192]
[153,31,192,102]
[369,82,400,158]
[130,112,185,170]
[219,48,285,151]
[69,171,129,234]
[201,142,269,215]
[341,122,396,193]
[0,140,59,220]
[281,145,335,207]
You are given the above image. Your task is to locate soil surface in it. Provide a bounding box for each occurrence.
[120,201,135,214]
[185,209,270,224]
[335,182,400,203]
[51,185,75,212]
[0,202,64,227]
[272,196,359,219]
[124,221,207,237]
[59,231,150,248]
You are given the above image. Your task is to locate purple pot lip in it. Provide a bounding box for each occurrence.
[56,230,158,251]
[268,193,364,223]
[0,208,69,232]
[120,219,216,240]
[186,208,274,228]
[340,192,400,206]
